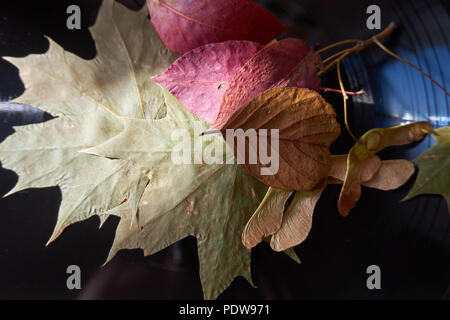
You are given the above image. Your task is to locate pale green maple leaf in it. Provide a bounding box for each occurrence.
[404,126,450,211]
[88,90,300,298]
[0,0,177,242]
[0,0,300,299]
[85,91,270,299]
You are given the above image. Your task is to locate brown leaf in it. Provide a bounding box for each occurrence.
[242,187,293,248]
[221,87,341,191]
[270,185,325,252]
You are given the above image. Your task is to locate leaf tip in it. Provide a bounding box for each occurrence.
[46,221,67,246]
[45,232,58,247]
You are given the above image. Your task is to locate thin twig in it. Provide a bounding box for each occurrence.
[316,39,359,55]
[337,60,359,142]
[321,48,353,65]
[321,87,365,96]
[318,22,398,76]
[318,51,351,76]
[372,38,449,97]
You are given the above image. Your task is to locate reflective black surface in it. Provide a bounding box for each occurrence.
[0,0,448,299]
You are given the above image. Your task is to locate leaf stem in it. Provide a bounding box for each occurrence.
[318,22,398,76]
[318,51,351,76]
[321,48,353,65]
[320,87,365,95]
[337,59,359,143]
[316,39,359,55]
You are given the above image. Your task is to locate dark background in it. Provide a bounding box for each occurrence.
[0,0,448,299]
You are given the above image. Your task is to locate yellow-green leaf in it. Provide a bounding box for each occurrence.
[87,91,268,299]
[0,1,176,241]
[405,126,450,211]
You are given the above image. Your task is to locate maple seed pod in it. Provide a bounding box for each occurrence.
[337,121,433,216]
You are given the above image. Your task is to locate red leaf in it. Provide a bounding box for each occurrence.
[151,41,262,123]
[147,0,287,54]
[214,39,321,129]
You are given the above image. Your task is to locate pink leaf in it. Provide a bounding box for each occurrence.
[151,41,263,123]
[147,0,287,54]
[213,39,321,129]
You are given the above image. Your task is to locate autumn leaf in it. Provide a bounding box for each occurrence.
[214,39,321,129]
[0,0,274,299]
[221,87,341,191]
[404,126,450,212]
[82,90,268,299]
[338,122,432,216]
[151,40,262,123]
[147,0,287,54]
[0,1,176,241]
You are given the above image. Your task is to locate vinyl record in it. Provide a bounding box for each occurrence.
[0,0,448,299]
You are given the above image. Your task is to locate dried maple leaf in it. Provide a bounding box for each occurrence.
[338,122,432,216]
[0,1,300,299]
[221,87,341,191]
[147,0,287,54]
[151,40,262,123]
[0,1,176,241]
[404,126,450,212]
[83,90,270,299]
[214,39,321,129]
